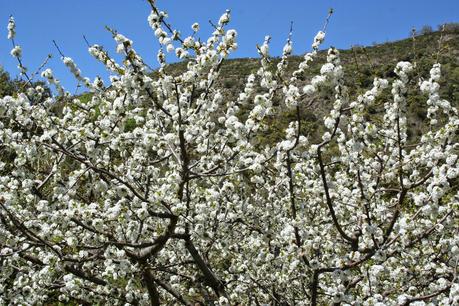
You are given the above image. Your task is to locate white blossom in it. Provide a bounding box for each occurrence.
[10,45,21,58]
[1,5,457,306]
[7,16,15,40]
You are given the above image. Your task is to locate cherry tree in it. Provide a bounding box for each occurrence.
[1,1,458,305]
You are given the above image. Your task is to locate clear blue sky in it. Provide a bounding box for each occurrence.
[1,0,458,92]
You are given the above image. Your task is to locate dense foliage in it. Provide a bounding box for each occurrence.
[0,66,50,100]
[1,2,458,305]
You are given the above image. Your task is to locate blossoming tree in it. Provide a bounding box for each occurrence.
[1,1,458,305]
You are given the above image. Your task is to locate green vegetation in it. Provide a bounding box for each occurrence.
[0,67,16,97]
[0,66,51,100]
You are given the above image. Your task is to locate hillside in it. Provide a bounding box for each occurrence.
[157,28,458,144]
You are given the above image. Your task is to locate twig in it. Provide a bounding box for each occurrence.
[52,40,65,58]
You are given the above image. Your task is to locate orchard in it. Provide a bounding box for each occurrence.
[0,1,458,305]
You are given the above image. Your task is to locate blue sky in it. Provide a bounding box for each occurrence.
[1,0,458,92]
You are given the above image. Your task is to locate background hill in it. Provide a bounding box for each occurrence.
[158,26,459,144]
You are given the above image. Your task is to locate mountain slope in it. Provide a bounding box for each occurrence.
[158,29,458,144]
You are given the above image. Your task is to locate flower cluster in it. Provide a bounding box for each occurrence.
[41,68,66,96]
[9,45,21,58]
[7,16,15,40]
[62,57,92,89]
[420,63,456,124]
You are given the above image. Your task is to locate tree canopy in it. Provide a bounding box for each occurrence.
[0,2,458,305]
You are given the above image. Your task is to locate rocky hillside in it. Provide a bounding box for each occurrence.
[157,28,459,144]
